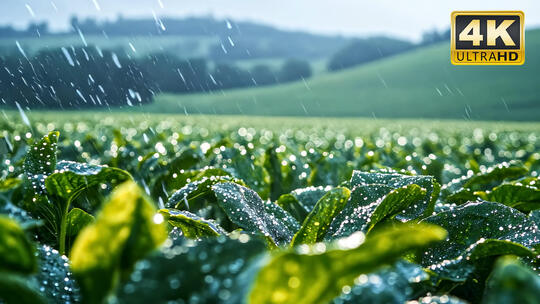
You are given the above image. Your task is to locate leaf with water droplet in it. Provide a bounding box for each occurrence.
[213,182,299,246]
[46,160,132,203]
[249,223,446,304]
[166,175,245,209]
[276,194,307,222]
[446,188,478,205]
[350,171,439,221]
[291,187,350,246]
[37,160,131,254]
[159,208,226,238]
[443,161,528,195]
[419,201,539,282]
[477,183,540,212]
[328,184,426,239]
[71,181,167,303]
[115,234,266,303]
[34,244,81,303]
[336,260,430,304]
[23,131,58,194]
[276,186,329,222]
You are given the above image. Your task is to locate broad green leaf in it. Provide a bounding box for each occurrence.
[265,146,284,201]
[70,181,167,304]
[159,208,226,238]
[166,175,245,209]
[212,182,299,246]
[155,166,230,198]
[35,244,81,303]
[482,256,540,304]
[0,178,21,192]
[443,161,528,194]
[22,132,59,206]
[248,223,447,304]
[328,184,426,239]
[335,260,430,304]
[23,131,58,181]
[39,160,131,255]
[531,209,540,224]
[350,171,439,220]
[446,188,478,205]
[115,234,267,304]
[448,178,540,212]
[0,216,36,274]
[478,183,540,212]
[276,194,307,222]
[290,186,329,212]
[276,186,330,222]
[291,187,350,245]
[419,201,539,282]
[0,272,47,304]
[463,161,527,190]
[46,160,132,203]
[66,208,94,248]
[263,199,301,240]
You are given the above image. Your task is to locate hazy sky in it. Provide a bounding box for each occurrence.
[2,0,540,40]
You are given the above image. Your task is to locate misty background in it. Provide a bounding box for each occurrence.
[0,0,539,120]
[3,0,540,41]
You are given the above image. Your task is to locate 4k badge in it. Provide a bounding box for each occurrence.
[451,11,524,65]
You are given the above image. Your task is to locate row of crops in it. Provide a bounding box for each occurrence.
[0,114,539,303]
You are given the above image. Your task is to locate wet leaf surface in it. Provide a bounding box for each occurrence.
[213,182,299,246]
[419,201,539,282]
[291,187,350,245]
[350,171,439,221]
[159,208,226,238]
[328,184,426,239]
[70,181,167,303]
[115,234,267,304]
[249,224,446,304]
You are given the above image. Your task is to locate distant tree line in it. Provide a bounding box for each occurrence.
[327,28,451,71]
[420,28,451,46]
[0,17,349,61]
[0,22,49,38]
[0,46,312,109]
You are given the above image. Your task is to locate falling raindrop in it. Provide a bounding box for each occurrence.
[77,28,88,47]
[92,0,101,11]
[15,101,31,127]
[61,47,75,66]
[15,41,28,59]
[25,4,35,17]
[112,53,122,68]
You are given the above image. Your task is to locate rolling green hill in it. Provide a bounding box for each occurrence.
[141,29,540,121]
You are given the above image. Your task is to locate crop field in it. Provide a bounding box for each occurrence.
[0,112,539,303]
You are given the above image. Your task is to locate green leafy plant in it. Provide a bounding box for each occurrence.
[1,116,539,304]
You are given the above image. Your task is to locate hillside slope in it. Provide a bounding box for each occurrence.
[142,29,540,121]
